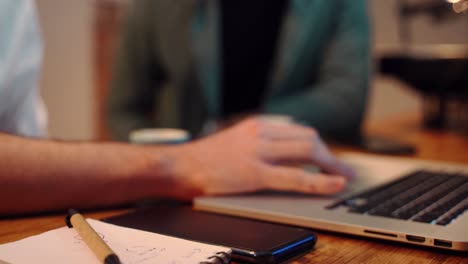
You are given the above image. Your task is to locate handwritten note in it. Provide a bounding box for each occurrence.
[0,219,231,264]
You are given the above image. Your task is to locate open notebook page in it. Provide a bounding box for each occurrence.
[0,219,231,264]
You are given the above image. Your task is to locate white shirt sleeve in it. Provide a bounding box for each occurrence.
[0,0,48,138]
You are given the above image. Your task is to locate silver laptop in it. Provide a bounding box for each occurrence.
[194,153,468,251]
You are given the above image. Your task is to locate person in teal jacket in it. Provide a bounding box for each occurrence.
[108,0,370,141]
[0,0,356,216]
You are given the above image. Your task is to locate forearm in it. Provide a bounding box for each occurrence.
[0,117,358,215]
[0,134,179,215]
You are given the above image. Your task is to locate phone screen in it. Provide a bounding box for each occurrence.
[360,136,416,155]
[104,204,316,263]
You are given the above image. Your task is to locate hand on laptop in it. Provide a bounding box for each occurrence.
[164,117,355,198]
[0,116,352,214]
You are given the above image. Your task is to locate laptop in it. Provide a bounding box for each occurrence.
[194,153,468,251]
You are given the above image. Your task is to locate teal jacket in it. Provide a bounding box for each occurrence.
[108,0,370,141]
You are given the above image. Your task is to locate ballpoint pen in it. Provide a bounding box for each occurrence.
[65,209,122,264]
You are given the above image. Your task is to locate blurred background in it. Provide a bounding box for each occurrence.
[35,0,467,140]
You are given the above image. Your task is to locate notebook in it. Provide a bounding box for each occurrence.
[0,219,231,264]
[194,153,468,251]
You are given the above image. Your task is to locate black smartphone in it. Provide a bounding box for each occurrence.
[359,136,416,155]
[103,205,316,264]
[343,135,416,155]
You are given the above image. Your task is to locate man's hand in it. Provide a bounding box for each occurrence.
[164,117,354,198]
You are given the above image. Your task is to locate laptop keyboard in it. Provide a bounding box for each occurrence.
[327,170,468,226]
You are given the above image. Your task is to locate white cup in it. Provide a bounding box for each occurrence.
[258,114,294,124]
[129,128,190,144]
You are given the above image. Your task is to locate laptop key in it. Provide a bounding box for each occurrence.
[334,170,468,227]
[391,176,467,220]
[413,182,468,224]
[330,169,468,227]
[435,196,467,223]
[362,172,449,217]
[346,171,434,214]
[436,199,467,225]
